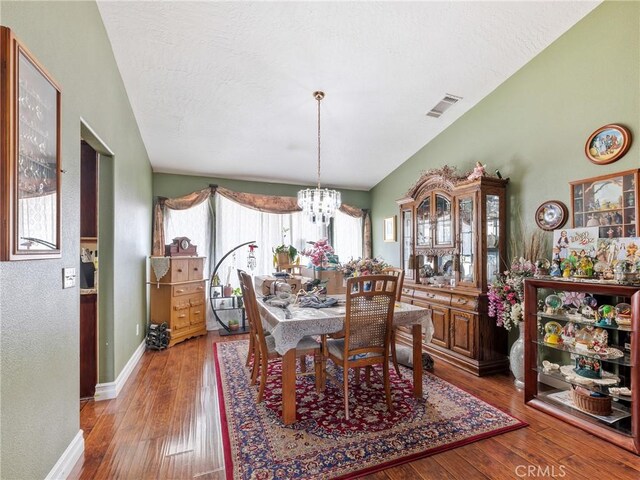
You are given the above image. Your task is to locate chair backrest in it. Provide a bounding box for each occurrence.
[382,267,405,302]
[344,274,398,359]
[237,269,268,352]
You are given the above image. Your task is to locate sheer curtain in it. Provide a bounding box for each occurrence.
[164,200,214,328]
[214,195,330,280]
[332,210,363,262]
[18,194,57,247]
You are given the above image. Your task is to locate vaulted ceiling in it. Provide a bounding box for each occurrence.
[98,1,599,190]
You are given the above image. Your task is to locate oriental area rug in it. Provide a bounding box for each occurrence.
[214,341,526,480]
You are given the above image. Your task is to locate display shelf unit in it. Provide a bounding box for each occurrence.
[570,169,639,237]
[524,278,639,454]
[395,166,509,376]
[209,240,255,336]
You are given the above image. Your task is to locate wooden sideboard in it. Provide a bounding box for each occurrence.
[150,257,207,347]
[395,166,509,376]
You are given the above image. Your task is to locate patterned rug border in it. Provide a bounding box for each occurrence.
[213,341,527,480]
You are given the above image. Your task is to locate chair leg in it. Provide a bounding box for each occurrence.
[257,355,268,403]
[354,367,361,385]
[390,329,402,378]
[246,333,254,367]
[383,360,393,413]
[250,350,260,385]
[299,355,307,373]
[364,366,372,386]
[314,351,324,392]
[343,364,350,420]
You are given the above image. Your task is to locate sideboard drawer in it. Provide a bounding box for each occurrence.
[171,302,191,330]
[170,259,190,283]
[450,294,478,311]
[188,258,204,280]
[172,281,205,297]
[414,289,451,306]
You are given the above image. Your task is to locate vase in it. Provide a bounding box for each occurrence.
[509,321,525,390]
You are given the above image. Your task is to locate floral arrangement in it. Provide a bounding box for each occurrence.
[488,257,536,331]
[341,257,389,277]
[301,238,335,268]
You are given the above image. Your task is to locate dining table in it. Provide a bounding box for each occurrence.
[257,295,434,425]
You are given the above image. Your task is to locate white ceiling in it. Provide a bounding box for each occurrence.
[97,1,599,191]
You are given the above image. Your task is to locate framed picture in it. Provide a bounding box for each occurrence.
[535,200,568,231]
[1,28,62,260]
[585,124,631,165]
[383,216,397,242]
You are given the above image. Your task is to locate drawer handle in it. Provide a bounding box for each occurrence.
[456,298,468,304]
[178,314,187,318]
[194,267,199,271]
[193,310,201,315]
[197,286,203,290]
[176,289,185,293]
[177,268,183,273]
[426,293,435,298]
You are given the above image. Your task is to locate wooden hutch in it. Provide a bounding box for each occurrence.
[396,166,509,375]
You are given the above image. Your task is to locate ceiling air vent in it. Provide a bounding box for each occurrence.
[426,94,462,118]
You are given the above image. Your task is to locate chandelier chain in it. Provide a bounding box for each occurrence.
[317,93,321,190]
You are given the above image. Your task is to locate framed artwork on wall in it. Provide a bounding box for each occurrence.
[1,27,62,260]
[383,216,397,242]
[585,124,631,165]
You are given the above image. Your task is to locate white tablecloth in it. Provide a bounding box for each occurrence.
[257,296,434,356]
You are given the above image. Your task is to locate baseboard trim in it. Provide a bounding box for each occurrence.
[94,340,145,401]
[45,429,84,480]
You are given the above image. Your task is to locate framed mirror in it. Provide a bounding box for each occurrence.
[1,28,61,260]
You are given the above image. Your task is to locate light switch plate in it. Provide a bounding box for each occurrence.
[63,267,77,289]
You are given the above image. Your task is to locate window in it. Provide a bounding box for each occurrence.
[214,195,362,277]
[332,210,363,262]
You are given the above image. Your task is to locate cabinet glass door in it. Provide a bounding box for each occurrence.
[402,209,414,280]
[416,197,431,247]
[486,194,500,283]
[458,196,475,285]
[435,194,452,246]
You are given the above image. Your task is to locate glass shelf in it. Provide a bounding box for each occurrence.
[537,312,632,332]
[534,367,631,402]
[537,388,632,436]
[534,338,632,366]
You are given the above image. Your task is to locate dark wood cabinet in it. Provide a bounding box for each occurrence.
[80,141,98,239]
[396,166,509,375]
[80,294,97,398]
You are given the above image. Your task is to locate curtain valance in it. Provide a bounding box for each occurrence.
[152,185,372,257]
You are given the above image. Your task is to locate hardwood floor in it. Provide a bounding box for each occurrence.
[69,332,639,479]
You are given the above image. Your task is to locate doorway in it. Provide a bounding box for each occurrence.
[80,141,99,399]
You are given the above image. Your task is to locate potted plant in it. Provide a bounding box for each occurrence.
[273,244,298,268]
[228,319,240,331]
[232,287,243,308]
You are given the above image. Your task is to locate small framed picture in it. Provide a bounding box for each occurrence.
[383,216,397,242]
[585,124,631,165]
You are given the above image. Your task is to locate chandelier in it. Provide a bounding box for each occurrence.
[297,91,341,225]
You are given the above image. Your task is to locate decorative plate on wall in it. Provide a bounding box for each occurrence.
[535,200,568,231]
[585,124,631,165]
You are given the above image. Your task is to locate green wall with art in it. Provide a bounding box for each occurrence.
[153,172,371,210]
[371,2,640,266]
[0,2,153,478]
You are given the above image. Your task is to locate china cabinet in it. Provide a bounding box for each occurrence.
[570,169,639,238]
[149,256,207,347]
[0,27,62,260]
[396,166,509,375]
[524,278,639,454]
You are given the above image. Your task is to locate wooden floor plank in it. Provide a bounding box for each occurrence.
[69,331,640,479]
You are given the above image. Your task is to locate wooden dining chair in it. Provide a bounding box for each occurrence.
[323,274,398,420]
[237,270,324,403]
[382,267,405,377]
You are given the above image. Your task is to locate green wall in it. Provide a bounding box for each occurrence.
[0,2,152,478]
[371,2,640,265]
[154,172,371,210]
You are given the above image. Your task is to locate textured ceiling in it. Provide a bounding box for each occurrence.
[97,1,599,190]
